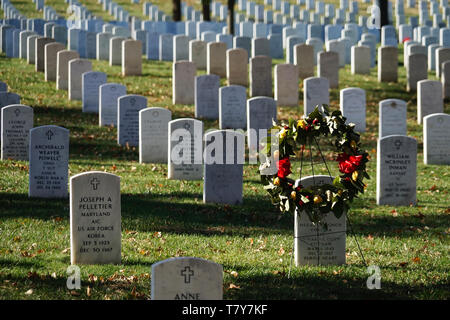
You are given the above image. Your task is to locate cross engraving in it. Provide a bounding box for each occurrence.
[181,266,194,284]
[394,140,402,150]
[14,109,20,117]
[46,130,54,140]
[90,178,100,190]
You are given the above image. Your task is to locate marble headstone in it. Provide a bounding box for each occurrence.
[294,175,346,266]
[139,107,172,164]
[1,105,33,160]
[203,130,245,205]
[168,118,203,180]
[377,135,417,206]
[99,83,127,127]
[70,171,121,265]
[151,257,223,300]
[82,71,108,113]
[117,95,147,147]
[29,125,69,198]
[340,88,366,132]
[423,113,450,165]
[379,99,407,138]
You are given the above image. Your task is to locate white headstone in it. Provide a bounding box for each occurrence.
[29,125,69,198]
[340,88,366,132]
[377,135,417,206]
[99,83,127,127]
[1,105,33,160]
[294,175,346,266]
[151,257,223,300]
[70,171,121,265]
[423,113,450,165]
[139,107,172,163]
[168,118,203,180]
[82,71,107,113]
[379,99,407,138]
[117,95,147,147]
[203,130,245,204]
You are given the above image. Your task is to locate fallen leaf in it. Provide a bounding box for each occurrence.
[25,289,33,295]
[412,257,421,263]
[87,286,91,297]
[399,262,408,268]
[70,290,80,296]
[230,271,238,278]
[229,283,241,289]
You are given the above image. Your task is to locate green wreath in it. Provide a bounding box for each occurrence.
[259,105,370,227]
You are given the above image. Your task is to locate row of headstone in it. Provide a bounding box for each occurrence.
[69,169,223,298]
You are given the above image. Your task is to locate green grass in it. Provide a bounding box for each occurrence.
[0,0,449,300]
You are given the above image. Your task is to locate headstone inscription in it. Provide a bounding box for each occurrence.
[70,171,121,265]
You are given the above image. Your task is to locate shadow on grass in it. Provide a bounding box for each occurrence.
[0,262,447,299]
[0,193,447,239]
[221,270,448,299]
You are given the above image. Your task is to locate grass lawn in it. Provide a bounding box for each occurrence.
[0,0,449,300]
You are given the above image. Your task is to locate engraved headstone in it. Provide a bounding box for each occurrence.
[378,46,398,82]
[379,99,407,138]
[204,130,245,204]
[1,105,33,160]
[195,74,220,119]
[417,80,443,124]
[340,87,366,132]
[70,171,121,265]
[377,135,417,206]
[82,71,107,113]
[303,77,329,116]
[168,118,203,180]
[318,51,339,88]
[151,257,223,300]
[275,64,299,106]
[173,61,196,105]
[99,83,127,127]
[250,55,272,97]
[226,48,248,86]
[247,97,277,152]
[139,107,172,163]
[294,175,346,266]
[118,95,147,147]
[423,113,450,165]
[29,125,69,198]
[219,85,247,129]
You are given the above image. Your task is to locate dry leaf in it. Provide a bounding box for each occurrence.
[412,257,421,263]
[61,248,70,254]
[230,271,238,278]
[87,286,91,297]
[25,289,33,295]
[229,283,241,289]
[70,290,80,296]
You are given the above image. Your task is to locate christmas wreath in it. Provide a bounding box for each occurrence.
[259,105,370,226]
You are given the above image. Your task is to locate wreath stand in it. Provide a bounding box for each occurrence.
[258,105,369,276]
